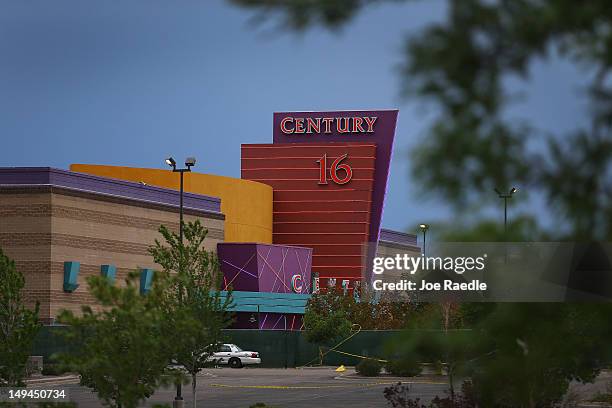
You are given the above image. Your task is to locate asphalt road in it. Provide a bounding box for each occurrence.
[49,367,449,408]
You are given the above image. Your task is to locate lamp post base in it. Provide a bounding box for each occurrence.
[173,399,184,408]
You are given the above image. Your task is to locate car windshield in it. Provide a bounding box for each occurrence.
[233,345,242,352]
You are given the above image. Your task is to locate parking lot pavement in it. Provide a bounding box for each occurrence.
[62,367,449,408]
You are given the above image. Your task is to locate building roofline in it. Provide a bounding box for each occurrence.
[379,228,418,246]
[0,167,222,215]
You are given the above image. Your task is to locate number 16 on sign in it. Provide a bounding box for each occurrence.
[316,154,353,185]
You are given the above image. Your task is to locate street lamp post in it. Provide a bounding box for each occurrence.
[419,224,430,257]
[165,156,196,408]
[494,187,518,234]
[165,157,196,243]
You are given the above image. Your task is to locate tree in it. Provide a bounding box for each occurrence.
[225,4,612,404]
[303,289,352,365]
[57,272,175,408]
[390,301,472,401]
[148,220,232,408]
[468,303,612,407]
[0,247,41,386]
[230,0,612,241]
[390,302,612,407]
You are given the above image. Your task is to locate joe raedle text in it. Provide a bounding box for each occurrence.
[372,279,487,292]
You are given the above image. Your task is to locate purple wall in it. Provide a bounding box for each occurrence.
[218,243,312,330]
[217,243,312,294]
[233,312,303,330]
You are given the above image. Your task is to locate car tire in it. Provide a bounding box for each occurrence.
[228,358,242,368]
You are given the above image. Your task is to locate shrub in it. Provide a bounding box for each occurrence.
[356,359,382,377]
[383,382,426,408]
[385,359,422,377]
[384,381,476,408]
[591,381,612,404]
[41,364,69,376]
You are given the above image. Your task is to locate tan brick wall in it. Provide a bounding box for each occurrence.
[0,193,52,319]
[0,189,225,322]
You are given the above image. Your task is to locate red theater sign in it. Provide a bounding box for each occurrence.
[279,116,378,134]
[242,110,398,288]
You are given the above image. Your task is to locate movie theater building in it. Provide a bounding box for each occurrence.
[0,110,420,328]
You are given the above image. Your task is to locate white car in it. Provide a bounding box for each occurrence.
[208,344,261,368]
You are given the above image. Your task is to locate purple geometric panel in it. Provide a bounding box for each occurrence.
[259,313,304,330]
[217,243,312,294]
[231,311,304,331]
[217,243,260,292]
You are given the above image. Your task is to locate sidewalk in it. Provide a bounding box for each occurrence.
[26,374,80,386]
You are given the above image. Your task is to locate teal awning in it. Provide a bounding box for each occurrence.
[219,291,311,315]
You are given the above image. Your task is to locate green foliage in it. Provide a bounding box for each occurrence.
[402,1,612,240]
[305,288,420,333]
[148,220,233,407]
[54,220,232,408]
[437,216,546,242]
[228,0,373,31]
[356,358,382,377]
[41,363,69,376]
[591,391,612,404]
[406,302,464,332]
[303,289,353,365]
[393,325,476,399]
[469,303,612,407]
[389,303,612,407]
[231,0,612,240]
[303,290,352,346]
[56,272,176,408]
[384,380,476,408]
[385,358,422,377]
[0,247,41,387]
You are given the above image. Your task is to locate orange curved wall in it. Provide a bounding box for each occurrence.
[70,164,273,244]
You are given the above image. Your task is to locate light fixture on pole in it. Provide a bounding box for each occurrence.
[165,157,196,244]
[165,157,176,168]
[494,187,518,234]
[419,224,430,257]
[165,156,196,407]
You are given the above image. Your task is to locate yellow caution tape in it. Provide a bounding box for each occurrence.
[211,382,394,389]
[328,349,388,363]
[209,379,447,390]
[298,324,389,366]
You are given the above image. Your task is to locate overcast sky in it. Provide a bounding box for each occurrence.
[0,0,588,234]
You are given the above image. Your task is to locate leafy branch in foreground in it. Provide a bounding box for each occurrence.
[149,220,233,408]
[303,289,352,365]
[57,272,176,408]
[231,0,612,240]
[0,247,41,387]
